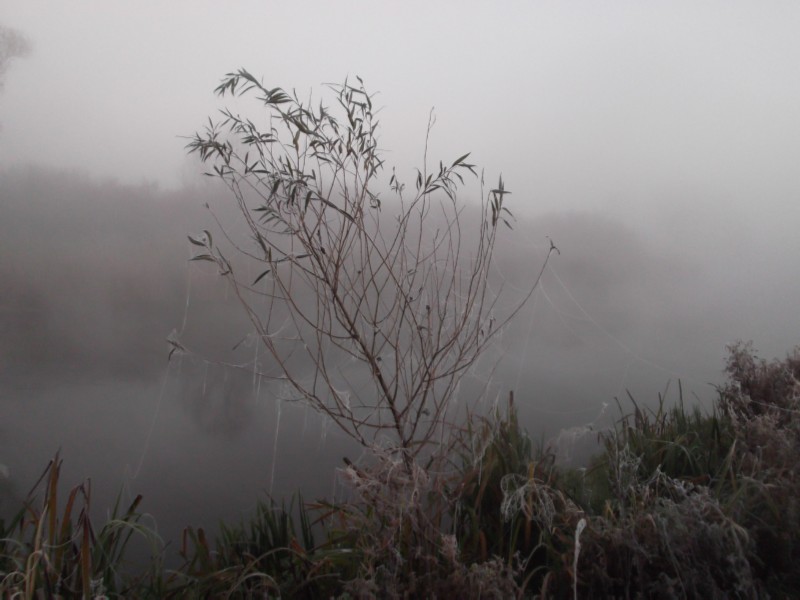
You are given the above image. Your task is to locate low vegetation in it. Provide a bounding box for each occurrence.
[2,342,798,598]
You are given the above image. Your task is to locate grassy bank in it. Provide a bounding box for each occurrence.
[2,341,798,598]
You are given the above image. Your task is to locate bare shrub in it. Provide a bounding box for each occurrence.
[182,71,554,471]
[182,71,554,595]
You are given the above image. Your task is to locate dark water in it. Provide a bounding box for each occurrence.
[0,169,359,558]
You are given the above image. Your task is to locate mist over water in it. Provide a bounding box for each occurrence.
[0,169,354,547]
[2,163,796,554]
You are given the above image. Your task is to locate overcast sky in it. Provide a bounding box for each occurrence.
[0,2,797,207]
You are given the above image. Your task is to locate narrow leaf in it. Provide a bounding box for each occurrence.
[252,269,271,285]
[452,152,471,167]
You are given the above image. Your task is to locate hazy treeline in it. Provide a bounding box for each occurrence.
[1,165,721,409]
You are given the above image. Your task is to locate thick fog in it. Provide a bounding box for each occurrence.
[1,2,799,552]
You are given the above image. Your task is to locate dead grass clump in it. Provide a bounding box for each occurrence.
[558,343,800,598]
[720,341,800,425]
[575,471,761,599]
[449,396,586,597]
[717,342,800,593]
[176,494,357,598]
[336,447,522,599]
[0,453,163,598]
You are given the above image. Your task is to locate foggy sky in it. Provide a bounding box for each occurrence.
[1,1,799,555]
[1,2,798,328]
[1,3,798,211]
